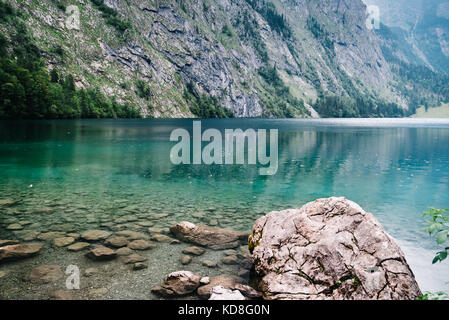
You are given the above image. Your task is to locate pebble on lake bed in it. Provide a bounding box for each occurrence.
[133,262,148,270]
[221,255,239,265]
[123,253,147,264]
[81,230,112,241]
[89,288,108,296]
[25,265,63,284]
[6,224,23,230]
[182,246,205,256]
[85,246,117,261]
[105,237,129,248]
[180,255,192,265]
[84,268,100,277]
[116,247,133,256]
[202,260,218,268]
[67,242,90,252]
[127,240,155,250]
[150,234,172,242]
[49,290,74,300]
[53,237,75,247]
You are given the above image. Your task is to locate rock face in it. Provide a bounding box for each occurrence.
[152,271,202,297]
[170,222,248,250]
[249,197,422,300]
[0,243,43,262]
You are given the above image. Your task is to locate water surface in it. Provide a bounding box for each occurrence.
[1,118,449,298]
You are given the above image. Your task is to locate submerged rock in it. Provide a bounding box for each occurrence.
[84,267,99,277]
[89,288,108,296]
[85,246,117,261]
[115,230,148,240]
[67,242,90,252]
[6,223,23,230]
[37,232,66,241]
[81,230,112,241]
[25,265,63,284]
[0,240,19,246]
[170,221,248,250]
[0,199,16,207]
[152,271,202,297]
[53,237,75,247]
[150,234,172,242]
[182,246,206,256]
[49,290,73,300]
[221,255,239,265]
[249,197,422,300]
[127,239,155,250]
[133,262,148,270]
[180,255,192,265]
[123,253,147,264]
[201,260,217,268]
[105,236,129,248]
[116,247,133,256]
[0,243,43,262]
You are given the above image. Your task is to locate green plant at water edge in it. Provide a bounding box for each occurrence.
[418,291,449,300]
[423,207,449,264]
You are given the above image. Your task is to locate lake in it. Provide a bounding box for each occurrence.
[0,118,449,299]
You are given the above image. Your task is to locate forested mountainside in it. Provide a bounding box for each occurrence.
[364,0,449,74]
[0,0,448,119]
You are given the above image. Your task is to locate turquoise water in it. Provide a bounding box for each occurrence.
[1,118,449,298]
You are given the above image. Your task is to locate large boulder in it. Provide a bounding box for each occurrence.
[170,221,248,250]
[0,243,43,262]
[249,197,422,300]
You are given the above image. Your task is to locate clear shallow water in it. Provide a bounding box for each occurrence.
[0,118,449,298]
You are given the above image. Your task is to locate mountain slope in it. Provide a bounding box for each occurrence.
[0,0,448,119]
[364,0,449,74]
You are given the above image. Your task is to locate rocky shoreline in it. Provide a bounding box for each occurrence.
[0,197,422,300]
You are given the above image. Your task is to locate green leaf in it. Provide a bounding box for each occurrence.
[438,251,448,261]
[432,255,441,264]
[436,231,449,245]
